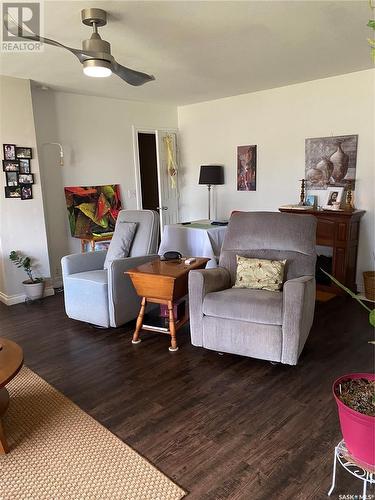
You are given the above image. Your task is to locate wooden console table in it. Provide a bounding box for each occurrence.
[279,208,365,294]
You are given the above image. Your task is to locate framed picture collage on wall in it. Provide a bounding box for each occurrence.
[2,144,34,200]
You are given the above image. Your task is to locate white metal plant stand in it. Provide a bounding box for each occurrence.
[328,440,375,497]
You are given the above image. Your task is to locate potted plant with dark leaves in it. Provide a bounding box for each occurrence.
[9,250,45,301]
[324,271,375,467]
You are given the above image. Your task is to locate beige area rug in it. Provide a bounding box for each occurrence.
[1,367,186,500]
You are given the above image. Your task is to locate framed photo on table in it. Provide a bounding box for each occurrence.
[324,187,344,209]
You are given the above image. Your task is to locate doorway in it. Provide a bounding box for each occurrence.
[137,132,159,212]
[134,127,180,234]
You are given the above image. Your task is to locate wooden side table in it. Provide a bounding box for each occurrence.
[0,338,24,454]
[126,258,209,351]
[77,234,113,253]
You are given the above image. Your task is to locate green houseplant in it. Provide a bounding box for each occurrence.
[323,270,375,466]
[9,250,45,301]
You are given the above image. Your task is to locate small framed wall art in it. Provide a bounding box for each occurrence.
[20,185,33,200]
[2,144,34,200]
[16,147,32,159]
[6,171,18,186]
[3,144,16,161]
[19,159,31,174]
[18,173,34,185]
[3,160,19,172]
[5,186,21,198]
[237,145,257,191]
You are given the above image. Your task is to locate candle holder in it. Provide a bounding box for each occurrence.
[298,179,307,206]
[343,181,355,211]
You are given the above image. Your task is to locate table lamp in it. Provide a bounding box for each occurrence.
[199,165,224,220]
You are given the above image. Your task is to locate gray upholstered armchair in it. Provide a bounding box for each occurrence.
[62,209,159,328]
[188,212,317,365]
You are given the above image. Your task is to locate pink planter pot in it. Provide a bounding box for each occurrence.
[333,373,375,467]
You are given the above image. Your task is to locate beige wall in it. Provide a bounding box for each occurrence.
[0,76,51,304]
[177,69,375,289]
[32,89,178,284]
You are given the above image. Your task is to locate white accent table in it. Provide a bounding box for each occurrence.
[158,220,227,268]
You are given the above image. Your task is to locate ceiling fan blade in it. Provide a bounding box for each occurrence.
[3,12,95,63]
[112,60,155,86]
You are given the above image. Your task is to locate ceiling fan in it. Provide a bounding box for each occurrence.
[5,8,155,86]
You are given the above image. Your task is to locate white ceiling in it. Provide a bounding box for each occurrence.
[0,1,372,105]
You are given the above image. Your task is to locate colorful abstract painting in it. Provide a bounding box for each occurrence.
[64,185,122,237]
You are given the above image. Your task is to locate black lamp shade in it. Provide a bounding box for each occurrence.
[199,165,224,185]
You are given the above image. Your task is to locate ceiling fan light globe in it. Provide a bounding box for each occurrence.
[83,59,112,78]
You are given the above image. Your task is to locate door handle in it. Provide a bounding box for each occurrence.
[157,206,168,211]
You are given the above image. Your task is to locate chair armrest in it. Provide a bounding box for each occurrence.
[61,251,107,276]
[282,275,316,365]
[188,267,231,347]
[107,254,159,327]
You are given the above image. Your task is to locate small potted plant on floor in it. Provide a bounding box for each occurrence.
[9,250,45,301]
[325,271,375,467]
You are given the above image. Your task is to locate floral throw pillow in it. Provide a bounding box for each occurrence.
[233,256,286,292]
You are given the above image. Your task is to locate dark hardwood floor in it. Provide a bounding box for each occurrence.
[0,293,373,499]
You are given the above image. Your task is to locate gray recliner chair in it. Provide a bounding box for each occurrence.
[188,212,317,365]
[62,209,159,328]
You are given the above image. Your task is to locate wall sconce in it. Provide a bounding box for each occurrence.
[43,142,64,166]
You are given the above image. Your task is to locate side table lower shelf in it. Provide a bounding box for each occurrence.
[132,298,188,352]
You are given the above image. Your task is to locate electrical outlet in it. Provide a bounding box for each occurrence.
[127,189,137,199]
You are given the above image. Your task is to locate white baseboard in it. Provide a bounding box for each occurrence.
[0,286,55,306]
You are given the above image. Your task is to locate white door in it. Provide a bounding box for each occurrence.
[155,130,179,231]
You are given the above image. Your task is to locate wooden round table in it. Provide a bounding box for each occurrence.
[0,338,23,454]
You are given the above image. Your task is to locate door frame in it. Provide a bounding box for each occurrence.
[132,126,179,215]
[132,126,157,211]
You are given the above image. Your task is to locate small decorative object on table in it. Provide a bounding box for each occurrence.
[343,180,355,211]
[323,187,344,209]
[298,178,306,206]
[305,194,317,209]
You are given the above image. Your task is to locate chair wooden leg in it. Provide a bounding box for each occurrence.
[168,301,179,352]
[132,297,146,344]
